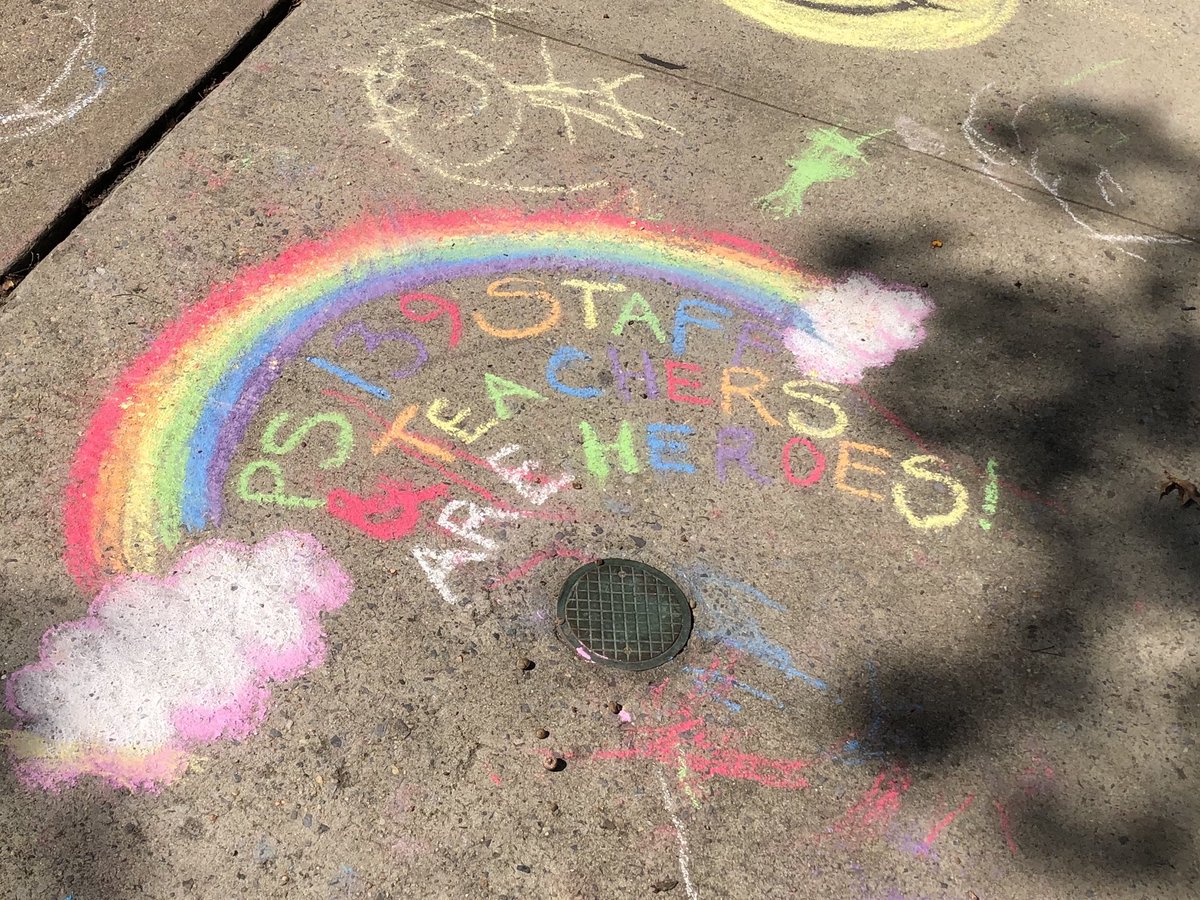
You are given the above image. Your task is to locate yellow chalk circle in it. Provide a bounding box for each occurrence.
[721,0,1019,51]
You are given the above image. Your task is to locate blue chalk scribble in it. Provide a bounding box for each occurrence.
[677,565,837,704]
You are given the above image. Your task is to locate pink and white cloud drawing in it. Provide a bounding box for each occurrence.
[5,532,350,791]
[786,274,932,384]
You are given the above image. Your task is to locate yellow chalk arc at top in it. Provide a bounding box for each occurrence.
[720,0,1020,52]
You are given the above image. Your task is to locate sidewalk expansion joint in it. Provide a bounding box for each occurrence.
[0,0,302,305]
[420,0,1198,249]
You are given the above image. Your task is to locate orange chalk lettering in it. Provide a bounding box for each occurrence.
[721,367,781,427]
[475,278,561,339]
[372,404,454,462]
[835,440,892,501]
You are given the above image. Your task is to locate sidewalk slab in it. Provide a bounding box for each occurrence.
[486,0,1200,241]
[1,2,1198,898]
[0,0,278,272]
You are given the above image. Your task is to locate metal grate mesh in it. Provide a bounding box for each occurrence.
[558,559,692,671]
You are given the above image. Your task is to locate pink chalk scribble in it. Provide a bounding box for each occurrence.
[5,532,350,791]
[784,275,931,384]
[994,800,1021,856]
[1016,759,1057,797]
[915,793,976,855]
[388,785,431,859]
[593,656,812,795]
[488,545,596,590]
[328,477,449,540]
[821,766,913,842]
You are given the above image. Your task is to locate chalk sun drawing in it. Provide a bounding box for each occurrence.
[962,84,1192,260]
[0,13,108,144]
[359,10,678,194]
[6,532,350,790]
[63,209,934,589]
[720,0,1018,51]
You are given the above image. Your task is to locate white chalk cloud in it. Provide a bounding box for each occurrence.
[6,532,350,790]
[786,275,932,384]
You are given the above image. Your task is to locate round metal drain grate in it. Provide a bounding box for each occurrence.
[557,559,693,671]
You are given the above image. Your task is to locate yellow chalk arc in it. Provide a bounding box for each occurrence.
[721,0,1020,51]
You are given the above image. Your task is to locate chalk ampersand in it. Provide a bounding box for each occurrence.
[327,478,450,540]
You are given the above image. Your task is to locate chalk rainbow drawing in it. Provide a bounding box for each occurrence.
[64,209,931,589]
[720,0,1019,51]
[5,532,350,790]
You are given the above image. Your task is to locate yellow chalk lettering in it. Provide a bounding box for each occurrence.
[425,399,500,445]
[892,454,970,530]
[782,379,848,439]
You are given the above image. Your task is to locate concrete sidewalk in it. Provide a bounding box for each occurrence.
[1,1,1198,898]
[0,0,280,272]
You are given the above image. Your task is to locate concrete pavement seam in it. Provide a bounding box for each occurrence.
[0,0,302,307]
[416,0,1198,246]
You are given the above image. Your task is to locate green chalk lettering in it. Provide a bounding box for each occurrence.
[261,411,354,469]
[484,373,546,420]
[236,460,323,508]
[579,420,641,484]
[612,291,667,343]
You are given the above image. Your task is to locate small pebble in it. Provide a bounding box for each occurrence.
[516,864,532,874]
[607,701,623,715]
[535,728,550,740]
[517,657,534,671]
[542,754,563,772]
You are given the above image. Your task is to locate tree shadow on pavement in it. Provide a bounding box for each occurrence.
[0,771,145,900]
[818,95,1200,886]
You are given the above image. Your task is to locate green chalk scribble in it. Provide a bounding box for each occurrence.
[1062,58,1128,88]
[979,457,999,530]
[758,127,887,220]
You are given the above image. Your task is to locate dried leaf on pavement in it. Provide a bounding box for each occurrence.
[1159,472,1200,507]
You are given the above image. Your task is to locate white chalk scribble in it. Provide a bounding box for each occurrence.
[358,9,678,194]
[1,13,108,144]
[962,84,1191,260]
